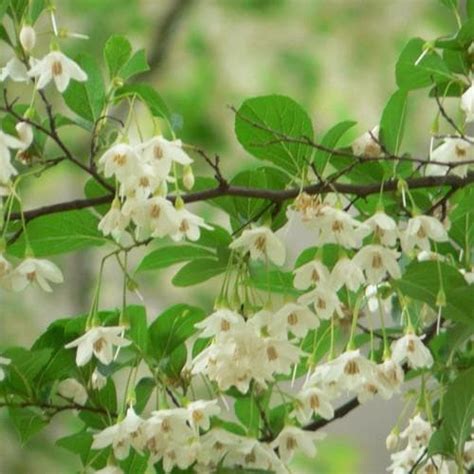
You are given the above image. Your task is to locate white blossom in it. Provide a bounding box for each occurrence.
[399,414,433,448]
[426,138,474,178]
[19,25,36,52]
[271,303,320,339]
[386,432,399,451]
[171,207,212,242]
[194,308,245,338]
[95,465,123,474]
[28,51,87,92]
[229,226,286,266]
[329,256,366,291]
[293,259,330,290]
[0,130,24,184]
[11,258,63,292]
[57,378,88,405]
[91,368,107,390]
[461,83,474,123]
[65,326,130,366]
[401,215,449,254]
[98,200,130,242]
[187,399,220,432]
[353,244,401,284]
[98,143,142,183]
[271,426,325,464]
[352,125,382,158]
[388,445,423,473]
[0,57,29,82]
[292,387,334,424]
[391,333,433,369]
[298,284,344,320]
[15,122,34,150]
[364,210,399,247]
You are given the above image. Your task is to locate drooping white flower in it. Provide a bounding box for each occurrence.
[197,428,243,467]
[387,446,423,473]
[262,337,301,375]
[461,83,474,123]
[329,256,366,292]
[385,432,399,451]
[293,259,330,290]
[65,326,131,366]
[460,268,474,285]
[292,387,334,424]
[399,414,433,448]
[352,125,382,158]
[11,258,64,292]
[375,359,404,396]
[15,122,34,150]
[194,308,245,338]
[19,25,36,52]
[182,165,195,190]
[57,378,88,405]
[353,244,401,284]
[464,440,474,469]
[0,131,24,184]
[171,207,212,242]
[98,143,143,183]
[426,138,474,178]
[400,215,449,254]
[98,200,130,242]
[95,464,123,474]
[298,284,344,320]
[229,226,286,266]
[0,57,29,82]
[187,399,220,432]
[391,333,433,369]
[28,50,87,92]
[364,210,399,247]
[91,368,107,390]
[0,356,11,381]
[92,407,144,460]
[271,303,320,339]
[271,426,325,464]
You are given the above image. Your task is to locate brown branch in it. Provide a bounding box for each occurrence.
[0,400,113,417]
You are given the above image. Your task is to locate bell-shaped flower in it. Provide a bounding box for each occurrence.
[263,337,301,375]
[0,57,29,82]
[292,387,334,424]
[364,210,399,247]
[399,414,433,448]
[11,257,63,292]
[388,446,424,473]
[271,426,325,464]
[391,333,433,369]
[329,256,366,291]
[375,358,404,396]
[194,308,245,338]
[0,130,24,184]
[461,83,474,123]
[98,143,142,183]
[57,378,88,405]
[229,226,286,266]
[95,465,123,474]
[187,399,220,432]
[352,125,382,158]
[65,326,131,366]
[271,303,320,339]
[92,407,144,460]
[353,244,401,284]
[98,199,130,242]
[91,368,107,390]
[28,50,87,93]
[426,138,474,178]
[171,207,212,242]
[298,284,344,320]
[400,215,448,254]
[293,259,330,290]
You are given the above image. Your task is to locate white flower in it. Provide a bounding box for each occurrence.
[0,130,24,184]
[194,309,245,338]
[271,426,325,464]
[460,268,474,285]
[28,51,87,92]
[399,414,433,448]
[353,244,401,284]
[65,326,131,366]
[388,446,423,473]
[187,399,220,431]
[263,338,301,375]
[95,465,123,474]
[375,359,404,396]
[229,226,286,266]
[461,83,474,123]
[57,378,88,405]
[92,407,144,460]
[183,165,195,190]
[293,259,330,290]
[0,57,29,82]
[364,211,398,247]
[19,25,36,52]
[293,387,334,424]
[171,207,212,242]
[401,215,449,254]
[98,200,130,242]
[11,258,63,292]
[426,138,474,178]
[15,122,34,150]
[91,368,107,390]
[352,125,382,158]
[98,143,142,183]
[298,284,344,320]
[0,254,12,279]
[329,256,366,292]
[385,432,399,451]
[464,440,474,469]
[271,303,320,339]
[0,356,11,381]
[391,333,433,369]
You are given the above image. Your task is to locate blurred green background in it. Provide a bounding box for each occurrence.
[0,1,458,472]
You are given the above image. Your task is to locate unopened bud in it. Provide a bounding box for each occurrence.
[15,122,33,150]
[182,165,194,190]
[385,432,399,451]
[19,25,36,52]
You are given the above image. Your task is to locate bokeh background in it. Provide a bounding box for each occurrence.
[0,1,460,472]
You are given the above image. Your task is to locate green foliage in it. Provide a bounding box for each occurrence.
[380,89,408,155]
[104,35,132,78]
[115,84,170,120]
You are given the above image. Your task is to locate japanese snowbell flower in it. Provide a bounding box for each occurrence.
[0,131,24,183]
[194,308,245,338]
[187,399,220,431]
[95,465,123,474]
[11,258,63,292]
[98,200,130,242]
[353,244,401,284]
[28,50,87,93]
[0,356,10,381]
[293,387,334,424]
[15,122,34,150]
[229,226,286,266]
[400,215,448,254]
[391,333,433,369]
[92,407,144,460]
[426,138,474,178]
[388,446,423,473]
[364,210,398,247]
[329,256,366,291]
[271,426,325,464]
[375,359,404,396]
[19,25,36,52]
[400,414,433,447]
[65,326,131,366]
[0,57,29,82]
[263,337,301,375]
[293,259,330,290]
[91,368,107,390]
[352,125,382,158]
[57,378,88,405]
[298,284,344,320]
[98,143,142,183]
[272,303,320,338]
[461,83,474,122]
[171,206,212,242]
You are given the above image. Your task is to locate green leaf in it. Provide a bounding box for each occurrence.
[121,49,150,80]
[428,426,455,457]
[380,89,408,155]
[7,210,106,257]
[439,0,457,9]
[234,94,314,175]
[249,264,299,296]
[120,451,148,473]
[0,24,12,45]
[127,305,148,353]
[136,245,215,273]
[8,0,28,20]
[115,84,170,120]
[9,408,47,444]
[468,0,474,18]
[134,377,155,414]
[63,54,105,122]
[30,0,45,22]
[148,304,205,363]
[57,430,109,467]
[195,225,232,248]
[171,258,227,287]
[83,177,115,215]
[396,38,452,90]
[235,397,260,435]
[104,35,132,78]
[313,120,356,175]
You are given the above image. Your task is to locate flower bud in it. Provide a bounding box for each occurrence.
[385,432,399,451]
[16,122,34,150]
[183,165,195,190]
[19,25,36,53]
[91,368,107,390]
